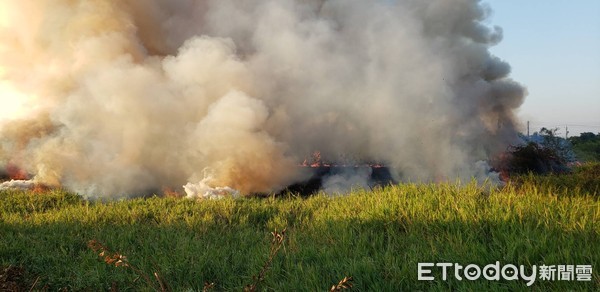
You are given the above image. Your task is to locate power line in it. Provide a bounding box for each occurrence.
[527,123,600,128]
[525,121,600,137]
[561,124,600,128]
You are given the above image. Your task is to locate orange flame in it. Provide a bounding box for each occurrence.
[162,187,183,198]
[32,184,51,193]
[6,163,28,180]
[310,151,322,167]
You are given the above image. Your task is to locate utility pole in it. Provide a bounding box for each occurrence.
[527,121,530,138]
[565,126,569,139]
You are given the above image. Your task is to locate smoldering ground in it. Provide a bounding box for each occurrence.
[0,0,525,198]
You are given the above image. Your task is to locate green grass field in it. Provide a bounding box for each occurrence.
[1,169,599,291]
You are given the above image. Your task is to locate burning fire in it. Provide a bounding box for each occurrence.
[301,151,328,167]
[5,163,28,180]
[0,1,525,198]
[1,163,51,193]
[300,151,387,169]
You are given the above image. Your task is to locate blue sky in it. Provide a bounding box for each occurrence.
[485,0,600,136]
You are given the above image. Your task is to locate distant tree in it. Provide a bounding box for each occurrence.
[569,132,600,162]
[577,132,597,142]
[538,127,576,163]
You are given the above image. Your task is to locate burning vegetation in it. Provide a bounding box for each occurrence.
[0,0,526,198]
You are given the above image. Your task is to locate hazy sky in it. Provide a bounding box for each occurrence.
[485,0,600,136]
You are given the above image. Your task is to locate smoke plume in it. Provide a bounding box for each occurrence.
[0,0,525,198]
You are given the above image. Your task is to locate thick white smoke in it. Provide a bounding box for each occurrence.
[322,167,373,196]
[0,0,525,198]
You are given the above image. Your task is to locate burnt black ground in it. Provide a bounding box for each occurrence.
[278,166,396,196]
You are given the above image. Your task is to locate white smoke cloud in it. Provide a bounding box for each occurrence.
[0,179,35,191]
[322,167,372,196]
[0,0,525,198]
[184,171,241,200]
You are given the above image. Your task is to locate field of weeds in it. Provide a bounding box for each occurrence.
[1,167,599,291]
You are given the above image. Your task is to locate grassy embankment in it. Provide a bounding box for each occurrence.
[1,165,599,291]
